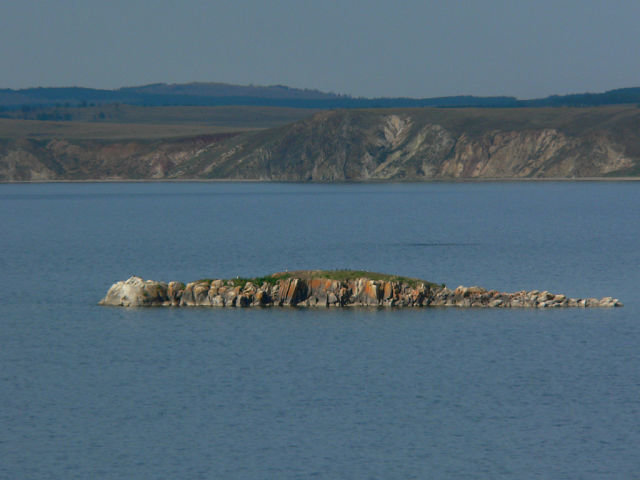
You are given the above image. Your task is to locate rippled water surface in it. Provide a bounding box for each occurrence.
[1,182,639,479]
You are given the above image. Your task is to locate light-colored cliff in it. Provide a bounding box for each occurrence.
[4,106,640,181]
[186,108,640,180]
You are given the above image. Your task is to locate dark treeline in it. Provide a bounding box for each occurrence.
[2,83,640,111]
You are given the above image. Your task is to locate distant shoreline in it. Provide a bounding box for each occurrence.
[3,106,640,182]
[3,177,640,185]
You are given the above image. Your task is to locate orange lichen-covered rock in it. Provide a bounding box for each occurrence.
[100,272,623,309]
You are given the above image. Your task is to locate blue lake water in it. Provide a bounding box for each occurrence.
[1,181,639,479]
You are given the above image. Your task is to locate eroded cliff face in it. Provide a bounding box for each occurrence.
[0,133,237,181]
[436,129,632,178]
[3,107,640,181]
[188,110,638,180]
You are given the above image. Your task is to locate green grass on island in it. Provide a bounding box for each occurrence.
[196,270,442,289]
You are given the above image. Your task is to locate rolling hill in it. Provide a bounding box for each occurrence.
[3,106,640,181]
[3,82,640,110]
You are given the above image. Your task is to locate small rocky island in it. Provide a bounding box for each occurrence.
[99,270,622,309]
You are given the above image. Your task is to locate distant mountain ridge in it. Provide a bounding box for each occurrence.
[2,82,640,109]
[118,82,340,99]
[0,83,343,108]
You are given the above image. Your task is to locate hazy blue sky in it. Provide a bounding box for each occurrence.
[1,0,638,98]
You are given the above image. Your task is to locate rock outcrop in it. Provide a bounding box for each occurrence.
[99,271,622,309]
[4,106,640,182]
[0,134,237,182]
[163,108,640,180]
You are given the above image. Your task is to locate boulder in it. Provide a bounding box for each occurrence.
[167,281,185,305]
[99,276,167,307]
